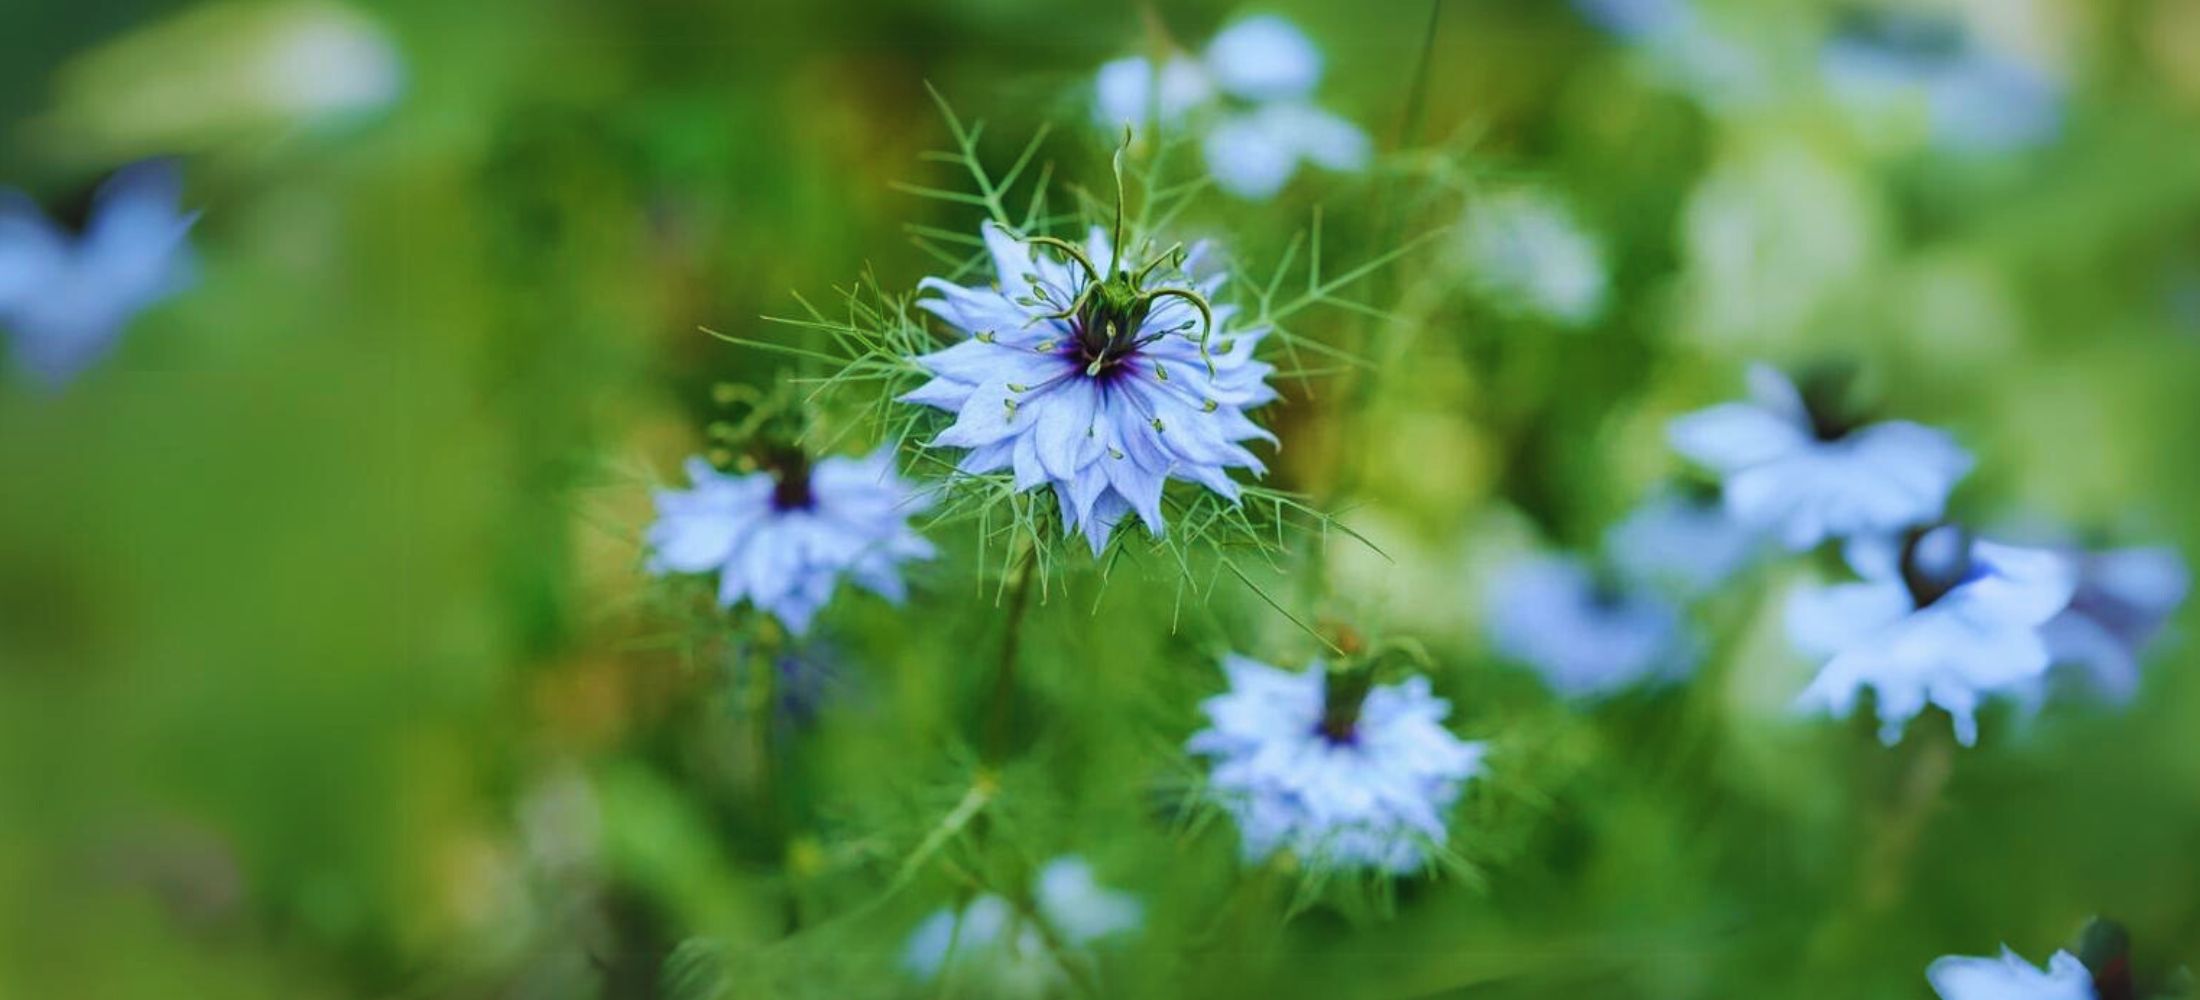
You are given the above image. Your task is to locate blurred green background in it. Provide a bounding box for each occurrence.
[4,0,2200,997]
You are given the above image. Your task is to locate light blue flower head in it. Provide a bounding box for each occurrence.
[0,159,197,387]
[1927,947,2096,1000]
[2035,544,2189,705]
[646,445,934,634]
[1606,488,1767,599]
[900,221,1277,556]
[1671,363,1974,551]
[901,856,1141,987]
[1820,7,2063,154]
[1484,553,1696,698]
[1789,525,2076,746]
[1188,654,1488,873]
[1093,15,1369,200]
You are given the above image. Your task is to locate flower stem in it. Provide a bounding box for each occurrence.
[985,543,1039,762]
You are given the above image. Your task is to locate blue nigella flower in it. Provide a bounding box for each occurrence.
[1928,947,2096,1000]
[1573,0,1770,111]
[901,222,1277,556]
[1820,7,2062,154]
[1094,15,1369,200]
[1671,363,1974,551]
[2034,545,2189,705]
[0,159,197,387]
[646,445,934,634]
[1788,525,2075,746]
[1187,654,1487,873]
[1605,487,1768,599]
[902,856,1141,988]
[1484,553,1697,698]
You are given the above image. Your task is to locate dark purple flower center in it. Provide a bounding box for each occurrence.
[1316,664,1375,746]
[1797,366,1863,442]
[1070,277,1154,378]
[1899,524,1974,609]
[762,447,815,512]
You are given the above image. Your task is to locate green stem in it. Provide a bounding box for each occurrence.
[985,545,1039,762]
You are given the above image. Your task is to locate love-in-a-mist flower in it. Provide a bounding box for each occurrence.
[0,159,197,387]
[902,856,1141,989]
[1820,7,2062,154]
[1788,525,2075,746]
[1928,947,2096,1000]
[1671,364,1973,551]
[901,222,1277,555]
[1456,189,1609,328]
[2036,545,2188,704]
[1606,488,1767,599]
[1188,654,1487,873]
[1484,554,1696,698]
[646,445,933,634]
[1094,15,1369,200]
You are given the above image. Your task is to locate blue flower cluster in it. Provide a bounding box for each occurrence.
[1675,364,2184,746]
[1093,15,1369,200]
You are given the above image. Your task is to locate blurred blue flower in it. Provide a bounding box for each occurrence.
[1093,15,1369,200]
[1573,0,1770,110]
[1928,947,2095,1000]
[1820,8,2062,154]
[0,159,197,387]
[1671,364,1973,551]
[1188,654,1487,873]
[1484,554,1696,698]
[646,446,934,634]
[2035,545,2188,704]
[1456,188,1609,327]
[1606,488,1768,599]
[1789,526,2075,746]
[902,856,1140,987]
[901,223,1277,556]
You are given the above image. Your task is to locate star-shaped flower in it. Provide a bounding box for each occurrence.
[646,446,933,633]
[901,222,1277,556]
[1671,364,1974,551]
[1188,654,1487,873]
[1788,525,2075,745]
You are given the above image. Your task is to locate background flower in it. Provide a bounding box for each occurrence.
[1671,364,1974,551]
[1483,553,1696,699]
[1091,15,1368,200]
[646,447,934,633]
[1926,947,2095,1000]
[1789,527,2075,745]
[1188,655,1487,873]
[0,159,195,386]
[901,856,1141,988]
